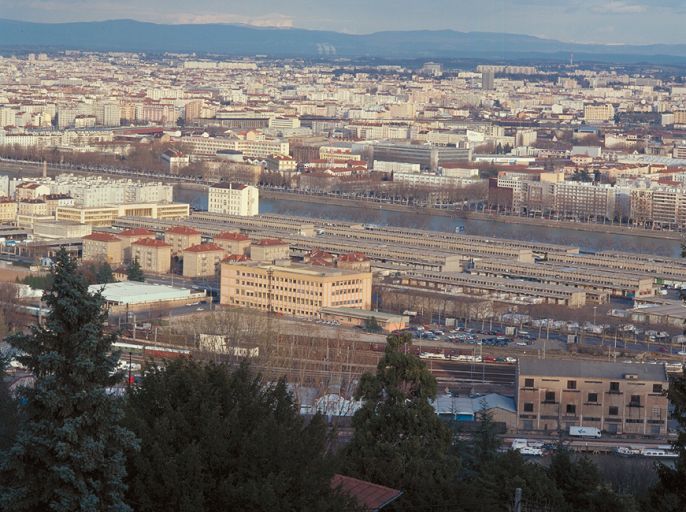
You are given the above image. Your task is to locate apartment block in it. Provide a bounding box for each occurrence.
[517,359,669,437]
[583,104,615,123]
[213,231,251,255]
[220,261,373,317]
[82,232,123,265]
[250,239,290,262]
[0,198,18,223]
[131,238,171,274]
[208,183,259,216]
[117,227,156,261]
[182,243,225,277]
[164,226,202,256]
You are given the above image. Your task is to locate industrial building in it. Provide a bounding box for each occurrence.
[516,359,669,436]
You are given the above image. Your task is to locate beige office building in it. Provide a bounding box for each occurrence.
[82,232,123,265]
[131,238,171,274]
[182,243,225,277]
[164,226,202,256]
[220,261,372,317]
[56,203,190,227]
[517,359,669,436]
[213,231,251,255]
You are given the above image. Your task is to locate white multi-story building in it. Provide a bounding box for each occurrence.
[208,183,259,216]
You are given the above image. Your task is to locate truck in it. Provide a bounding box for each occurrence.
[569,426,601,439]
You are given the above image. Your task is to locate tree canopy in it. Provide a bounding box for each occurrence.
[124,360,353,512]
[0,248,137,512]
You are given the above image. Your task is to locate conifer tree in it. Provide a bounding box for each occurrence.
[0,248,137,512]
[342,333,461,511]
[126,258,145,282]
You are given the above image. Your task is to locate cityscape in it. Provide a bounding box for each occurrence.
[1,3,686,511]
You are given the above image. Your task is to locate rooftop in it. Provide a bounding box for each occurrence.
[518,358,667,383]
[183,243,224,253]
[214,231,250,241]
[166,226,200,235]
[330,474,402,511]
[253,238,287,247]
[83,232,121,242]
[132,238,170,248]
[119,227,155,237]
[89,281,192,305]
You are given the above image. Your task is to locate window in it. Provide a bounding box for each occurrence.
[609,382,620,393]
[567,380,577,390]
[544,391,555,402]
[608,406,619,416]
[524,378,534,388]
[523,403,534,412]
[587,393,598,403]
[566,404,576,415]
[630,395,641,407]
[652,384,663,394]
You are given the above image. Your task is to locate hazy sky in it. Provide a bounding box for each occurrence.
[2,0,685,45]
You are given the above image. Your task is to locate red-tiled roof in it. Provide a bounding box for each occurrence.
[83,232,121,242]
[166,226,200,235]
[331,474,403,511]
[132,238,170,248]
[214,231,250,241]
[338,252,369,262]
[183,243,224,253]
[119,228,156,237]
[223,254,250,263]
[254,238,287,246]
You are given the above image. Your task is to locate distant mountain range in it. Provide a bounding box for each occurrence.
[2,18,686,64]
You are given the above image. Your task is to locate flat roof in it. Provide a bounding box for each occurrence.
[518,358,667,382]
[89,281,192,305]
[226,261,367,277]
[320,307,406,322]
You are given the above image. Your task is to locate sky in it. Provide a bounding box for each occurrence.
[1,0,686,45]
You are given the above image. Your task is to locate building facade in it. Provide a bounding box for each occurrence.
[220,261,373,317]
[208,183,259,216]
[516,359,669,436]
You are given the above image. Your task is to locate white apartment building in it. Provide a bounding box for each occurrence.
[208,183,259,216]
[394,172,480,188]
[553,182,616,219]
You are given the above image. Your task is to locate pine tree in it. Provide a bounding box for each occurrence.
[94,260,115,284]
[0,248,138,512]
[126,258,145,282]
[342,333,461,511]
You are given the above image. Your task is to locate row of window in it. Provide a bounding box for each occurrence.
[524,378,663,394]
[524,401,663,417]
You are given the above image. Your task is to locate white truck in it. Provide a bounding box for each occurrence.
[569,426,601,439]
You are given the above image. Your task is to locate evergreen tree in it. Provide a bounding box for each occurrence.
[0,248,138,512]
[126,258,145,282]
[124,360,352,512]
[0,353,19,454]
[649,373,686,511]
[342,333,461,511]
[549,448,637,512]
[94,260,115,284]
[363,316,382,333]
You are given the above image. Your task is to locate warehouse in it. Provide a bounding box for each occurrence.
[90,281,206,311]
